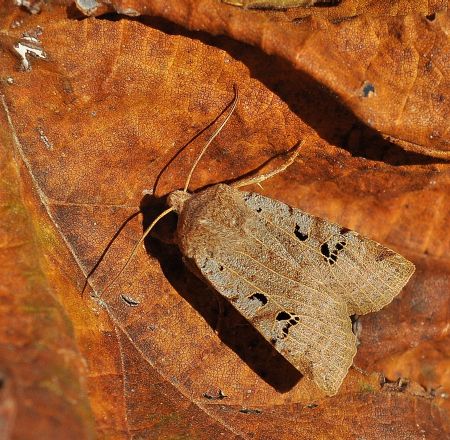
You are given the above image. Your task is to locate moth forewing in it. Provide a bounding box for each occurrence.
[168,183,415,395]
[241,191,416,316]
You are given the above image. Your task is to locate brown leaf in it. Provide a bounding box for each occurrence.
[221,0,329,8]
[77,0,450,158]
[0,75,95,439]
[0,4,449,439]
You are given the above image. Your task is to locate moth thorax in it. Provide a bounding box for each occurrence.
[167,190,191,214]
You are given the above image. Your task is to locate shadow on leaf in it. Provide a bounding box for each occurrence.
[139,194,303,393]
[87,13,449,166]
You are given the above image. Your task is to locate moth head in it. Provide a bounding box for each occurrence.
[167,190,191,214]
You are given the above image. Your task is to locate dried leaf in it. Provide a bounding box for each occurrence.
[77,0,450,158]
[0,3,449,438]
[221,0,322,8]
[0,91,95,439]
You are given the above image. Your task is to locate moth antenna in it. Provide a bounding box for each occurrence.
[82,210,140,297]
[103,206,175,293]
[101,86,238,293]
[232,139,304,189]
[183,85,239,192]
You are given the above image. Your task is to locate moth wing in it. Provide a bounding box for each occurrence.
[176,184,414,394]
[241,192,415,316]
[199,249,357,395]
[177,185,358,394]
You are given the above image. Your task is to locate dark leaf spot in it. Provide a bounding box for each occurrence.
[256,207,262,213]
[362,82,375,97]
[239,408,262,415]
[203,390,227,400]
[426,13,436,21]
[340,227,350,235]
[121,294,139,307]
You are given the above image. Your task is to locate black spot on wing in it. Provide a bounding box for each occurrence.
[320,243,330,258]
[335,242,345,251]
[249,292,268,306]
[276,311,291,321]
[321,240,347,265]
[275,311,301,340]
[294,224,308,241]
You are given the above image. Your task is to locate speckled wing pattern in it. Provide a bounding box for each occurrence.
[175,184,415,395]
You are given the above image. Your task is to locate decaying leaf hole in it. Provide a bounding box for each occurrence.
[96,86,415,396]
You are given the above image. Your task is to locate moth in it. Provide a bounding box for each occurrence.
[105,87,415,396]
[221,0,340,9]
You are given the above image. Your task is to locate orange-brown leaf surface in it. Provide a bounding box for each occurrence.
[0,1,449,438]
[78,0,450,158]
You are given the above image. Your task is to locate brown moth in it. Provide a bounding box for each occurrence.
[106,88,415,396]
[222,0,340,9]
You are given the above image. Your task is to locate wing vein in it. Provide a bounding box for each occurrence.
[220,262,352,355]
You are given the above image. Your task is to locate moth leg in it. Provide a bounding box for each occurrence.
[232,140,304,189]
